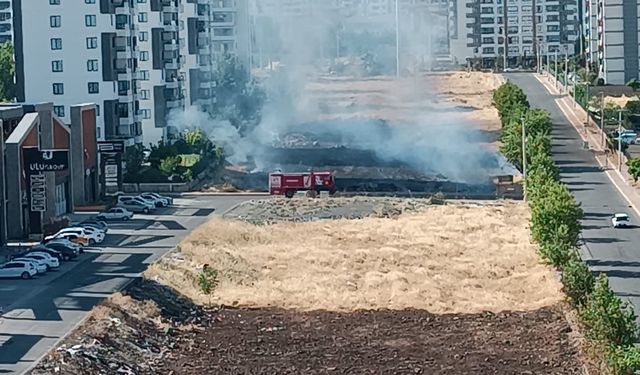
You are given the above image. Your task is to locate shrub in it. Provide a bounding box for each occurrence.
[624,100,640,115]
[607,345,640,375]
[530,181,582,247]
[580,274,638,347]
[537,224,577,268]
[562,254,595,307]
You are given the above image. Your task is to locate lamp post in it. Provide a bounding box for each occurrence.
[564,46,569,93]
[395,0,400,77]
[554,50,559,89]
[522,115,527,198]
[600,91,605,148]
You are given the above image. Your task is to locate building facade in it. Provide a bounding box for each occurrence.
[587,0,640,84]
[0,0,11,44]
[464,0,579,68]
[0,102,98,242]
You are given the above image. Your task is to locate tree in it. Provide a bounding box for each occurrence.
[562,254,595,307]
[123,144,146,181]
[530,180,583,248]
[159,155,181,176]
[627,79,640,92]
[0,42,15,102]
[198,265,219,307]
[627,158,640,182]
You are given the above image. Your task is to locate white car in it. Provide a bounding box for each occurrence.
[18,252,60,270]
[117,198,154,214]
[49,227,104,245]
[138,193,168,207]
[12,258,48,274]
[96,207,133,221]
[0,261,37,279]
[612,213,630,228]
[146,192,173,205]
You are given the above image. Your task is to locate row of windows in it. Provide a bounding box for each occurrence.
[50,59,99,73]
[50,0,97,4]
[51,34,150,52]
[51,82,99,95]
[50,15,96,28]
[53,104,100,118]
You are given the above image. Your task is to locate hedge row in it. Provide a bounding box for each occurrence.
[493,81,640,374]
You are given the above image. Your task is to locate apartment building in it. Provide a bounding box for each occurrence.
[0,0,11,44]
[12,0,141,145]
[465,0,578,68]
[588,0,640,84]
[183,0,250,117]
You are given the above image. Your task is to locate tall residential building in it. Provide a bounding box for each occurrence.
[13,0,142,144]
[464,0,579,68]
[587,0,640,84]
[0,0,11,44]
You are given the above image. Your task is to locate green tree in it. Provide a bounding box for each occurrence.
[530,181,583,248]
[198,265,220,307]
[607,345,640,375]
[580,274,638,347]
[123,144,146,181]
[0,42,15,102]
[562,254,595,307]
[627,158,640,182]
[159,155,181,176]
[627,79,640,92]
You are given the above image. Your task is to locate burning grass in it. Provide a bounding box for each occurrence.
[147,199,563,313]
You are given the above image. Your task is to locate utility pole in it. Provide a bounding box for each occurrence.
[554,50,558,88]
[618,109,623,171]
[600,91,605,148]
[395,0,400,77]
[564,47,568,93]
[522,115,527,181]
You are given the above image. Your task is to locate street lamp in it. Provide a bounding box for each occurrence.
[564,46,569,94]
[395,0,400,77]
[554,50,559,89]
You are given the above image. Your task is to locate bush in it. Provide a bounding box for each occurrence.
[530,181,582,248]
[562,254,595,307]
[624,100,640,115]
[580,274,638,347]
[492,81,529,128]
[607,345,640,375]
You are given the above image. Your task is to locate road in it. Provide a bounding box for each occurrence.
[509,73,640,311]
[0,194,255,374]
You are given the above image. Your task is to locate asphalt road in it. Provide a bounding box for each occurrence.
[0,194,255,374]
[508,73,640,311]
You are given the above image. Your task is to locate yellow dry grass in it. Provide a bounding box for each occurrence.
[147,201,563,314]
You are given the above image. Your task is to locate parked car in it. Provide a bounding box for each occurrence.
[613,130,638,144]
[146,192,173,205]
[134,194,161,208]
[46,238,84,254]
[24,245,64,261]
[12,258,47,274]
[612,213,631,228]
[138,193,168,207]
[18,252,59,270]
[96,207,133,221]
[0,261,37,279]
[52,227,104,245]
[117,199,154,214]
[43,232,89,247]
[81,220,109,232]
[38,242,79,260]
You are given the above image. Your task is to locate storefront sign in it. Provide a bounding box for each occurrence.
[97,141,124,153]
[30,173,47,212]
[23,148,69,172]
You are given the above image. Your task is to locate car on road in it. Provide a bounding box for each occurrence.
[96,207,133,221]
[146,192,173,205]
[138,193,168,207]
[0,261,37,279]
[117,198,154,214]
[17,252,60,270]
[12,258,47,274]
[613,130,637,144]
[612,213,631,228]
[37,242,79,260]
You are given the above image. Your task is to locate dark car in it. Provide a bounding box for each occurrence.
[40,242,80,260]
[21,246,63,261]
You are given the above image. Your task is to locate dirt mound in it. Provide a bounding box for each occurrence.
[147,200,564,313]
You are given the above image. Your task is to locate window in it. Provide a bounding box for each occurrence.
[140,109,151,119]
[137,0,147,2]
[140,70,149,80]
[52,83,64,95]
[51,60,63,72]
[140,51,149,61]
[86,37,98,49]
[49,0,60,4]
[137,12,147,23]
[139,31,148,41]
[85,0,96,3]
[140,89,150,100]
[50,15,61,27]
[96,104,100,116]
[53,105,65,117]
[50,38,62,50]
[87,59,99,71]
[88,82,99,94]
[85,15,96,27]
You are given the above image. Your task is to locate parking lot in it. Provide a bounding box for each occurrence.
[0,194,254,374]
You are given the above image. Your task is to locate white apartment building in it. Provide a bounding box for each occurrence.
[0,0,11,44]
[463,0,578,68]
[13,0,141,144]
[588,0,640,84]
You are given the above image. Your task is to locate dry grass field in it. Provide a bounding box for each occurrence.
[147,199,563,313]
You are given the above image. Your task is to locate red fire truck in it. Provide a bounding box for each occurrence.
[269,171,337,198]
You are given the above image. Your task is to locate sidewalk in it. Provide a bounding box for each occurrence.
[534,71,640,217]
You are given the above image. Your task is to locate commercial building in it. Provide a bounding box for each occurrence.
[0,0,11,44]
[0,102,98,242]
[463,0,579,68]
[584,0,640,84]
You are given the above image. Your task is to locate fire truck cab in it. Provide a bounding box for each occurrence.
[269,171,337,198]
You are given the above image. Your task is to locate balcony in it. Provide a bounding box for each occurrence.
[167,98,184,109]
